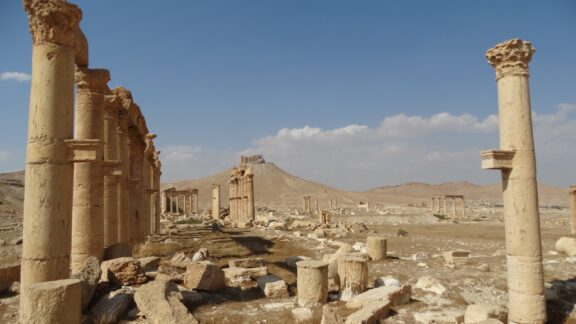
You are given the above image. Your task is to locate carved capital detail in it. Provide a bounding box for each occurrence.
[486,39,535,80]
[75,67,110,94]
[23,0,82,47]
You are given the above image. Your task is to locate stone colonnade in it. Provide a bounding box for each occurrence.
[431,195,465,218]
[161,188,198,215]
[20,0,162,321]
[229,165,255,227]
[329,199,338,209]
[481,39,546,323]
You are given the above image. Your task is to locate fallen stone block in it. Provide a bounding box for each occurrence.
[192,248,209,262]
[73,256,101,312]
[229,257,266,268]
[555,237,576,257]
[100,257,147,286]
[292,306,318,324]
[134,281,198,324]
[170,251,193,268]
[413,309,464,323]
[20,279,82,324]
[138,256,161,272]
[321,303,347,324]
[346,285,411,308]
[223,266,268,288]
[464,303,507,323]
[257,275,290,298]
[443,250,470,266]
[344,299,391,324]
[415,276,446,295]
[183,262,225,291]
[88,287,134,324]
[0,263,20,292]
[269,221,286,230]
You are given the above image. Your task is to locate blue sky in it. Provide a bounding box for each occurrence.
[1,1,575,190]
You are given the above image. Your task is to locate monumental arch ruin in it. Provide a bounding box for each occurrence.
[20,0,163,321]
[229,158,256,228]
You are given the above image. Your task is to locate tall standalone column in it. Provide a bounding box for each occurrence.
[570,186,576,235]
[152,151,162,233]
[212,184,220,219]
[246,172,255,222]
[103,94,121,246]
[71,67,109,272]
[482,39,545,323]
[21,0,82,292]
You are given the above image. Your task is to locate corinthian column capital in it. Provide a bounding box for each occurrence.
[75,67,110,94]
[486,39,535,80]
[23,0,82,47]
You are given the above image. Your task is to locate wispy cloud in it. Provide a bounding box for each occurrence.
[0,72,31,82]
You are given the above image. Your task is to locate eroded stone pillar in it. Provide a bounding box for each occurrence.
[21,0,81,294]
[152,151,161,233]
[246,172,255,223]
[103,94,122,246]
[212,184,220,219]
[116,112,131,243]
[483,39,545,323]
[71,67,109,272]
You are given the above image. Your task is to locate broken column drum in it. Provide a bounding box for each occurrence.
[366,236,387,261]
[338,253,369,301]
[296,260,328,307]
[483,39,546,323]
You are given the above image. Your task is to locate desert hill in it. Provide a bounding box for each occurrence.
[165,162,570,209]
[0,171,24,217]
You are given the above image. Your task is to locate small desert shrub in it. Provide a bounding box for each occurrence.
[396,229,408,237]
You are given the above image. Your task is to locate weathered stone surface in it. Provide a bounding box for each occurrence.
[269,221,286,230]
[257,275,289,298]
[103,242,132,260]
[321,303,346,324]
[73,256,101,311]
[223,266,268,288]
[229,257,266,268]
[374,276,400,288]
[289,220,316,229]
[20,279,82,324]
[415,276,446,295]
[138,256,161,272]
[170,251,193,268]
[555,237,576,257]
[101,257,147,286]
[344,299,391,324]
[11,236,22,245]
[464,303,507,323]
[88,287,134,324]
[292,307,316,324]
[183,262,225,291]
[366,236,387,261]
[338,253,369,301]
[346,285,411,308]
[413,309,464,323]
[297,260,329,307]
[134,281,198,324]
[326,243,353,284]
[0,263,20,292]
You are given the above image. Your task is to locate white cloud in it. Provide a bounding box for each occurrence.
[239,105,576,190]
[162,145,203,162]
[0,72,31,82]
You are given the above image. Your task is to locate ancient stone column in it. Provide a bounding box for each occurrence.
[21,0,81,294]
[431,198,435,213]
[71,67,109,272]
[338,253,369,301]
[452,197,457,218]
[315,199,319,213]
[442,196,447,215]
[296,260,328,307]
[212,184,220,219]
[570,187,576,235]
[366,236,387,261]
[483,39,545,323]
[103,94,122,246]
[246,172,255,223]
[127,128,144,241]
[153,151,162,233]
[116,112,131,243]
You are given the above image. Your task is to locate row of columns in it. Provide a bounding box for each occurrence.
[229,166,255,227]
[431,195,465,218]
[20,1,162,321]
[303,196,311,214]
[161,189,198,215]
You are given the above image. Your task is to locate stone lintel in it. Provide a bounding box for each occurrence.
[65,139,102,162]
[481,150,515,170]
